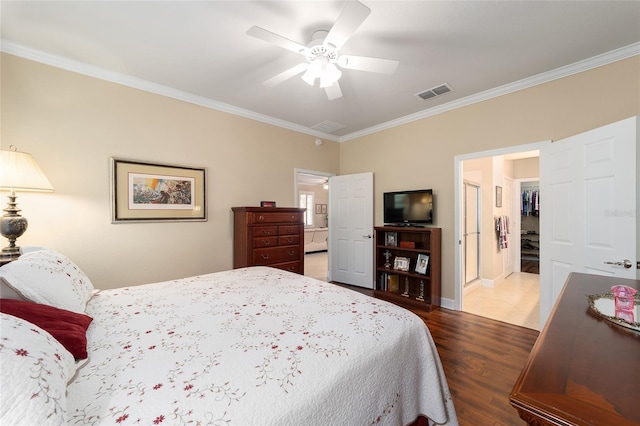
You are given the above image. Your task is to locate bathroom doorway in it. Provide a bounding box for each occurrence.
[455,145,542,330]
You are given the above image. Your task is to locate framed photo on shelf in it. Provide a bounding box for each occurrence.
[415,254,429,275]
[385,232,398,246]
[260,201,276,207]
[393,256,410,272]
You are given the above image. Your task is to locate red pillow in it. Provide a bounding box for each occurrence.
[0,298,93,359]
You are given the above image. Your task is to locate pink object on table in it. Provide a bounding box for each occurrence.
[611,285,637,315]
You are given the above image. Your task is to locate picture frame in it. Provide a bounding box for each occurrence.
[415,254,429,275]
[315,204,322,214]
[260,201,276,207]
[393,256,410,272]
[385,232,398,246]
[111,158,206,223]
[496,185,502,208]
[321,204,327,214]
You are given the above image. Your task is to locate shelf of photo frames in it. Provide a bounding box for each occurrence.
[373,226,441,312]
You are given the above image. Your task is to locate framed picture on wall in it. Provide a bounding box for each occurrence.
[321,204,327,214]
[315,204,322,214]
[496,185,502,207]
[111,158,206,223]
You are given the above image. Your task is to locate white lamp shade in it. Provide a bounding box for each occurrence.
[0,149,54,192]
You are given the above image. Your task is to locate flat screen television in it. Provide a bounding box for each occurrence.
[383,189,434,225]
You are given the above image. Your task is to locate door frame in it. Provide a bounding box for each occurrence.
[294,168,336,203]
[453,141,549,311]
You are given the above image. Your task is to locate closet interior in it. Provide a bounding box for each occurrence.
[520,181,540,274]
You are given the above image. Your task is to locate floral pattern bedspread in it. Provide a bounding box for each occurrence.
[67,267,457,425]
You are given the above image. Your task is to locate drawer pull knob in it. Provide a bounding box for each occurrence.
[262,230,271,235]
[258,215,265,221]
[263,240,270,245]
[261,254,270,260]
[288,251,295,257]
[286,238,293,243]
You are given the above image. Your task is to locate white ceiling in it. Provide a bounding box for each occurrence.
[2,1,639,142]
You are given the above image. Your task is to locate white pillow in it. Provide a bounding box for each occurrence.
[0,277,26,301]
[0,249,94,313]
[0,313,76,425]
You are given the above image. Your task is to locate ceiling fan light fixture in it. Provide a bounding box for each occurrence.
[320,62,342,88]
[301,59,323,86]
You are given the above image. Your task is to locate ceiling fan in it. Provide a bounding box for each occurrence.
[247,1,399,100]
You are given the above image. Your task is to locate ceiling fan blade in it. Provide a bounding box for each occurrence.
[338,55,399,74]
[324,81,343,100]
[247,26,307,55]
[263,63,309,87]
[324,1,371,50]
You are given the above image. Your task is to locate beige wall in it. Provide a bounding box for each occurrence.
[1,54,339,289]
[340,56,640,300]
[2,53,639,298]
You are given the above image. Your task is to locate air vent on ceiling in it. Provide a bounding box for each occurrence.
[311,120,347,134]
[415,83,454,101]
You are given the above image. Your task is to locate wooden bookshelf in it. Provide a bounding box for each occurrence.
[374,226,441,312]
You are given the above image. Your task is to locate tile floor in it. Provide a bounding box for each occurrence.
[463,273,540,330]
[305,251,540,330]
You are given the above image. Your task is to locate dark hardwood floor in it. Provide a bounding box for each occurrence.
[334,283,540,425]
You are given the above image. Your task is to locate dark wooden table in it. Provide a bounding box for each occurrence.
[510,272,640,426]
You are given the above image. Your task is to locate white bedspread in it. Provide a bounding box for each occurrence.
[67,267,457,425]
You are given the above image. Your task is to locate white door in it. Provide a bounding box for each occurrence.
[463,182,480,284]
[540,116,637,327]
[328,172,374,288]
[503,177,515,277]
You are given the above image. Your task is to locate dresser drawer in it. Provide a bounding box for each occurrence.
[253,226,278,237]
[278,235,299,246]
[253,246,301,265]
[270,261,302,274]
[278,225,300,235]
[251,212,302,224]
[253,236,278,248]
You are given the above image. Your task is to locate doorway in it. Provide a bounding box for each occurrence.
[454,143,544,330]
[294,169,334,282]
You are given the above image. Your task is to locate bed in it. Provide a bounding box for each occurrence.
[0,248,457,425]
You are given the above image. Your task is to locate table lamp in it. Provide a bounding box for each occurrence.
[0,145,54,261]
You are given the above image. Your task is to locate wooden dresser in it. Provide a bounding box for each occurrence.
[232,207,305,274]
[510,273,640,426]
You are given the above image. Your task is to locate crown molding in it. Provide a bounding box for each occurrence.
[0,40,340,142]
[2,39,637,144]
[339,42,640,142]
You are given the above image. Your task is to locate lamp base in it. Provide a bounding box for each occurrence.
[1,190,28,263]
[0,246,22,262]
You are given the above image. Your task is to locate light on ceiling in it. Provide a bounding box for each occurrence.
[320,63,342,88]
[0,145,54,261]
[301,59,323,86]
[302,59,342,88]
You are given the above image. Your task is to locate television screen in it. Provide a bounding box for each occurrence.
[383,189,433,225]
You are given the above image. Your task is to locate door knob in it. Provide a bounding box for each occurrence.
[362,234,373,238]
[604,259,633,269]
